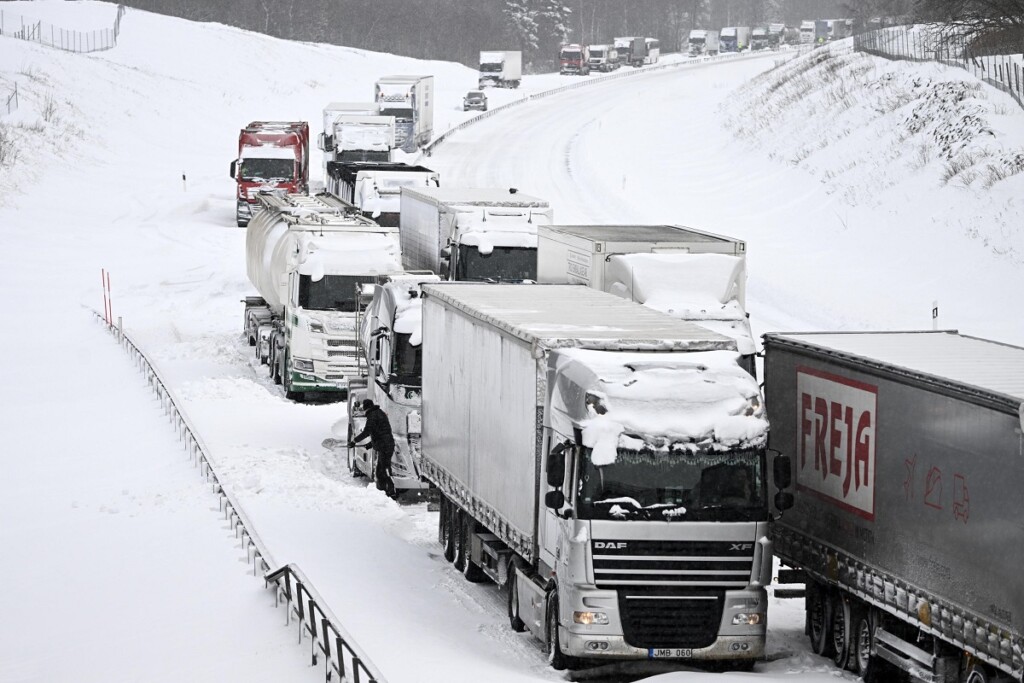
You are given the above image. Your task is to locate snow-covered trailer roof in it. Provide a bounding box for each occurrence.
[421,283,735,352]
[764,331,1024,407]
[402,186,549,209]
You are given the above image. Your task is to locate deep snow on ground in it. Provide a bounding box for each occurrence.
[1,2,1021,682]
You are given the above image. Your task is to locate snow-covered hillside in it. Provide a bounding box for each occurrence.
[2,2,1022,682]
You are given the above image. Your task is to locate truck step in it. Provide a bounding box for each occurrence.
[773,588,806,599]
[776,569,805,585]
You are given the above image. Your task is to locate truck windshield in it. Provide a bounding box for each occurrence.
[381,108,414,120]
[455,245,537,282]
[391,332,422,386]
[480,63,503,73]
[591,50,605,58]
[297,274,370,312]
[239,158,293,182]
[577,447,767,522]
[690,37,705,44]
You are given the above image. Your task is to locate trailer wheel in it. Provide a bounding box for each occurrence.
[853,606,873,676]
[458,513,486,583]
[808,583,833,657]
[546,594,571,670]
[831,594,853,670]
[507,559,526,632]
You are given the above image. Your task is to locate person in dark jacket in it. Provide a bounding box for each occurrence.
[349,399,397,499]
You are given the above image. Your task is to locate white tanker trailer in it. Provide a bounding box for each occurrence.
[243,192,402,400]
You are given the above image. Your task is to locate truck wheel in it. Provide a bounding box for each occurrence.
[964,663,992,683]
[853,607,874,679]
[831,594,853,670]
[440,498,455,562]
[459,514,486,583]
[808,583,833,657]
[546,594,571,670]
[507,559,526,632]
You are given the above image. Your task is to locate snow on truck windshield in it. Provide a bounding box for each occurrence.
[578,448,766,522]
[239,158,293,182]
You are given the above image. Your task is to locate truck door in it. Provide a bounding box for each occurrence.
[539,432,576,573]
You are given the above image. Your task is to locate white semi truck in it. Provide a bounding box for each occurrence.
[316,102,389,173]
[374,76,434,152]
[325,161,439,227]
[536,224,756,376]
[688,29,720,56]
[344,272,440,493]
[478,51,522,88]
[421,284,781,671]
[243,192,402,401]
[399,187,552,281]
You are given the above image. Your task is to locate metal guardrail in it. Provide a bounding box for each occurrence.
[422,47,804,158]
[95,314,387,683]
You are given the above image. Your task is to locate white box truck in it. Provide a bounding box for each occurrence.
[243,192,402,400]
[536,224,754,375]
[421,283,782,671]
[478,51,522,88]
[374,76,434,152]
[399,187,551,281]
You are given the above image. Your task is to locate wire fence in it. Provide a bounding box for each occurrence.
[855,25,1024,110]
[3,82,17,116]
[0,4,126,53]
[96,313,388,683]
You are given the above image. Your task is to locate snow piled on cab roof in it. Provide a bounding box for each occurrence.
[607,253,746,318]
[555,348,768,466]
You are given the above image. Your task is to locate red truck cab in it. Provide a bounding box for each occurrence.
[558,44,590,75]
[229,121,309,227]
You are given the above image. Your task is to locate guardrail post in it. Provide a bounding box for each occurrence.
[352,658,362,683]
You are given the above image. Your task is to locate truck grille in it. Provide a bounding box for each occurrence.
[327,349,357,358]
[592,540,754,589]
[326,339,357,348]
[619,588,723,649]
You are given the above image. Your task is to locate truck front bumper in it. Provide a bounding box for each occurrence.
[560,586,766,663]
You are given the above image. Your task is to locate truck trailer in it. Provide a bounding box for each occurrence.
[399,187,552,281]
[326,161,439,227]
[229,121,309,228]
[478,51,522,89]
[374,76,434,152]
[421,283,782,670]
[764,331,1024,682]
[536,224,755,376]
[344,272,441,493]
[243,192,402,400]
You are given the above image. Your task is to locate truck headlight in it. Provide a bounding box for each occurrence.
[292,358,314,372]
[306,318,325,334]
[731,612,764,626]
[574,611,609,625]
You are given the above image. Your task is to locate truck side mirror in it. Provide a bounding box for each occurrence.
[773,453,792,489]
[229,160,237,179]
[545,490,565,510]
[546,442,567,488]
[774,491,794,511]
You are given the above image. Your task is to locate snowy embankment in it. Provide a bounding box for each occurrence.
[1,3,1021,683]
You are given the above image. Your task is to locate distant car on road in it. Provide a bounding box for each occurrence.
[463,90,487,111]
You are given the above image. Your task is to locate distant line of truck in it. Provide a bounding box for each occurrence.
[223,71,1024,683]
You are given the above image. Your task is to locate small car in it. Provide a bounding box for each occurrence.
[463,90,488,112]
